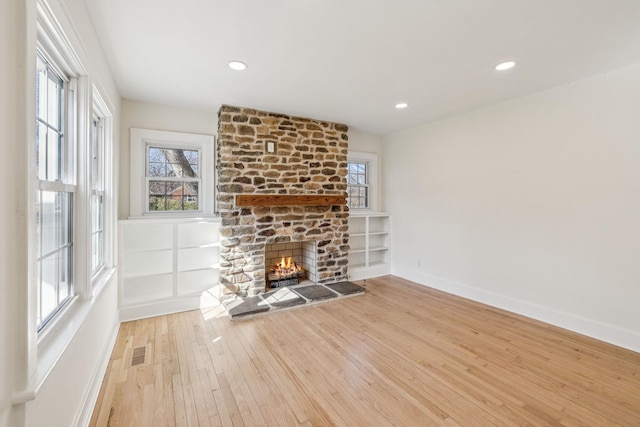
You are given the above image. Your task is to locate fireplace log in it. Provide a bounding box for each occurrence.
[235,194,346,207]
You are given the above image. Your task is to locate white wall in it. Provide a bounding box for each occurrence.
[383,64,640,352]
[119,100,218,219]
[1,0,122,425]
[1,0,29,425]
[349,129,383,155]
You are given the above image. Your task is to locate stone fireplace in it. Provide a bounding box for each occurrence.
[217,106,349,300]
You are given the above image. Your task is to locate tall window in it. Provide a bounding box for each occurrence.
[91,115,105,275]
[147,146,200,211]
[347,161,369,208]
[36,52,75,330]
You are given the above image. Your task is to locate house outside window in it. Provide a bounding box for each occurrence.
[35,52,75,330]
[147,147,200,211]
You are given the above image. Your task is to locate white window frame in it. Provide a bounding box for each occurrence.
[347,151,379,211]
[35,47,78,332]
[89,87,113,283]
[130,128,215,218]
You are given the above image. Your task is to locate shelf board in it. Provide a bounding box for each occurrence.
[178,242,221,250]
[122,271,173,280]
[122,246,172,254]
[369,247,389,252]
[348,263,367,269]
[349,262,390,270]
[178,265,221,273]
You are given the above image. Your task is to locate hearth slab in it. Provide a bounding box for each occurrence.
[262,288,306,308]
[293,285,338,302]
[325,281,365,296]
[225,296,270,318]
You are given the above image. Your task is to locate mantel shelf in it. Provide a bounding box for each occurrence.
[235,194,346,207]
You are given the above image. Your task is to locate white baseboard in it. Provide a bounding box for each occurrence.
[119,295,203,322]
[393,266,640,354]
[73,316,120,427]
[348,264,391,281]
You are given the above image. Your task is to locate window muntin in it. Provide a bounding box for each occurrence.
[90,116,105,275]
[347,161,369,209]
[146,147,201,212]
[36,52,75,330]
[36,54,65,182]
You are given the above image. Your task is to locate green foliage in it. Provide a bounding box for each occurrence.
[149,197,198,211]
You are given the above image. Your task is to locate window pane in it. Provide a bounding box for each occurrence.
[47,74,61,127]
[37,192,72,330]
[36,57,48,122]
[148,147,199,178]
[91,189,104,275]
[40,254,58,323]
[39,191,71,256]
[46,127,62,181]
[36,122,47,179]
[346,161,369,209]
[148,180,199,211]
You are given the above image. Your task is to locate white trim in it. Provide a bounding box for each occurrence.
[119,295,204,322]
[347,151,379,212]
[130,128,214,218]
[392,266,640,353]
[90,86,114,288]
[72,316,119,427]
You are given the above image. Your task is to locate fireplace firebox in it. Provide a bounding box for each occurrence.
[264,241,317,290]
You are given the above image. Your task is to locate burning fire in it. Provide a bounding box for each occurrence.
[270,256,303,280]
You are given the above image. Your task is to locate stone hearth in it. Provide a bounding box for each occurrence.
[224,281,365,320]
[217,106,350,301]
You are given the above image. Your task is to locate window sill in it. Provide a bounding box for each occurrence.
[349,210,389,217]
[124,214,221,224]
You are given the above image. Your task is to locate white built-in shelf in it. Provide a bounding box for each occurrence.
[119,218,221,321]
[348,213,390,281]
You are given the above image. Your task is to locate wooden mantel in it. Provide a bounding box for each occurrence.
[235,194,346,207]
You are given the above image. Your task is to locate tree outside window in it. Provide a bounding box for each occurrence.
[147,147,200,211]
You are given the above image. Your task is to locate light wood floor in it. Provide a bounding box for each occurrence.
[90,276,640,426]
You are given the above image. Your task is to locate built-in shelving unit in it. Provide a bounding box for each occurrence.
[348,212,390,280]
[119,218,221,321]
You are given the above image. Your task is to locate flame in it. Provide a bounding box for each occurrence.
[271,256,303,278]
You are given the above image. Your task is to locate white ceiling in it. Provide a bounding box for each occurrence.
[85,0,640,135]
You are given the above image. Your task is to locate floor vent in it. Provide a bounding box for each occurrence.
[131,346,146,366]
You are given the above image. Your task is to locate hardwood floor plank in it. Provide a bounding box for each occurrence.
[90,276,640,426]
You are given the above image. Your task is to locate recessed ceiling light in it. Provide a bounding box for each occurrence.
[395,102,408,109]
[228,60,248,71]
[495,61,516,71]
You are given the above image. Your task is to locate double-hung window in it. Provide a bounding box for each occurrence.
[90,115,105,275]
[35,52,75,330]
[347,161,369,208]
[347,151,379,211]
[130,128,214,217]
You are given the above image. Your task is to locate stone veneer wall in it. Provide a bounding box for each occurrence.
[217,105,350,298]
